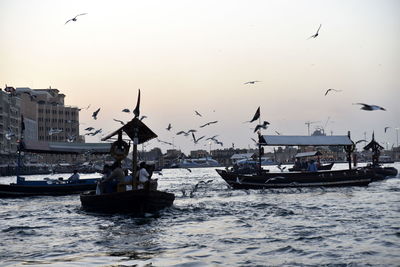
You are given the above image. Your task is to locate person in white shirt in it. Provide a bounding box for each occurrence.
[138,162,150,189]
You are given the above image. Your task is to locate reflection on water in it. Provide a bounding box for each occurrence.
[0,163,399,266]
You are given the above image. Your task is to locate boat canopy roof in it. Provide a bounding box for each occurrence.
[22,140,111,154]
[295,151,322,158]
[260,135,353,146]
[101,117,157,144]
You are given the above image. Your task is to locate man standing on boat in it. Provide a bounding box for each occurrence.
[307,160,318,172]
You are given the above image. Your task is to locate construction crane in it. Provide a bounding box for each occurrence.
[305,121,321,136]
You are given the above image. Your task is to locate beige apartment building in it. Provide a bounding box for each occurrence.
[16,87,81,143]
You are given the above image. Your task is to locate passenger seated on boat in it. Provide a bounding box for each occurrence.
[68,170,80,183]
[101,162,125,193]
[138,162,150,189]
[294,158,302,170]
[307,160,318,172]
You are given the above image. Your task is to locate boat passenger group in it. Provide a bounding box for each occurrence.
[96,161,156,194]
[67,161,156,194]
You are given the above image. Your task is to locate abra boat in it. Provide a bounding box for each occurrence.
[80,91,175,214]
[217,134,375,189]
[362,135,398,180]
[0,128,111,198]
[0,177,99,198]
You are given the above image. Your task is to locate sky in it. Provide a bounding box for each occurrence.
[1,0,399,154]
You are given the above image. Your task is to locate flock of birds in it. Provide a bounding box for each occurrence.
[2,16,391,149]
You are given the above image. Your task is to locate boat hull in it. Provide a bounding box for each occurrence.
[368,166,398,180]
[80,189,175,214]
[0,179,98,197]
[216,168,373,189]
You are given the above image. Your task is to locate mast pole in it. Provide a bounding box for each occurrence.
[347,131,352,170]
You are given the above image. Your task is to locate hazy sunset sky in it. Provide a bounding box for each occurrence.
[1,0,399,153]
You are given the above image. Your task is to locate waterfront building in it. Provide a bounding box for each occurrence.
[16,87,81,143]
[0,88,21,163]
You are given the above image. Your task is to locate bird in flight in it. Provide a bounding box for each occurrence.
[92,108,101,120]
[113,119,125,125]
[308,24,322,39]
[244,81,261,85]
[200,121,218,128]
[139,115,147,121]
[86,129,102,136]
[122,108,130,113]
[65,13,87,24]
[166,123,172,131]
[195,110,202,117]
[85,127,95,131]
[384,127,390,133]
[254,121,270,132]
[49,128,62,136]
[325,88,342,96]
[5,127,15,140]
[187,129,197,133]
[275,131,282,135]
[78,104,91,111]
[353,103,386,111]
[157,139,173,146]
[206,135,219,141]
[176,130,189,136]
[245,107,260,123]
[192,133,205,144]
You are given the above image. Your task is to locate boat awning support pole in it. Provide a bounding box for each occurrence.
[347,131,352,170]
[132,127,138,187]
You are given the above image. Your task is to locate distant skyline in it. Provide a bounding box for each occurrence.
[1,0,399,153]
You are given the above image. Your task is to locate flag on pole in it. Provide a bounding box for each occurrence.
[249,107,260,123]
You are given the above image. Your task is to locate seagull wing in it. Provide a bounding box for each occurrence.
[65,19,73,24]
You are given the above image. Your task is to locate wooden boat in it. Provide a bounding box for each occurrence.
[80,91,175,214]
[362,134,398,180]
[0,125,110,198]
[217,133,374,189]
[216,168,373,189]
[0,177,98,197]
[80,189,175,213]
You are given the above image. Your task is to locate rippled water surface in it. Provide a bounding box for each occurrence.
[1,163,399,266]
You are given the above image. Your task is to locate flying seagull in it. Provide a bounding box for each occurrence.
[192,133,205,144]
[85,127,95,131]
[49,128,62,136]
[65,13,87,24]
[200,121,218,128]
[113,119,125,125]
[195,110,202,117]
[5,127,15,140]
[254,121,270,132]
[122,108,130,113]
[92,108,100,120]
[187,129,197,133]
[176,130,188,136]
[384,127,390,133]
[157,139,173,146]
[140,115,147,121]
[308,24,322,39]
[353,103,386,111]
[206,135,219,141]
[325,88,342,96]
[244,81,261,84]
[275,131,282,135]
[133,89,141,118]
[166,123,172,131]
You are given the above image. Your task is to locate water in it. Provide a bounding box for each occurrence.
[1,163,399,266]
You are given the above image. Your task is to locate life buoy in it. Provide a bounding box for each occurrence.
[110,140,130,160]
